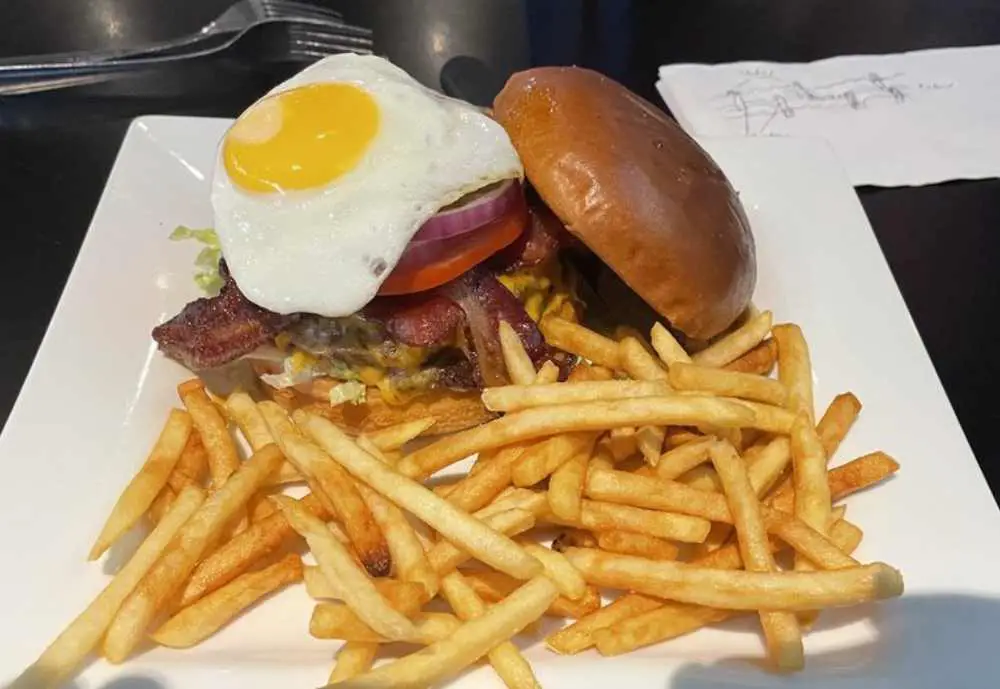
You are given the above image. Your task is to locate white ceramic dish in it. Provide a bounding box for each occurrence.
[2,117,999,689]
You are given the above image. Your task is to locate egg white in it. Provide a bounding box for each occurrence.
[211,53,523,317]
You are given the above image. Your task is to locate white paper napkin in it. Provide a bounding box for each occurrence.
[657,45,1000,187]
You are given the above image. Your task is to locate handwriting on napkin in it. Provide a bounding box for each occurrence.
[656,45,1000,187]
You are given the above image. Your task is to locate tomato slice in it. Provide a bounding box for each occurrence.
[378,200,528,295]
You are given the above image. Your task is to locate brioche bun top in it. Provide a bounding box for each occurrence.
[494,66,756,339]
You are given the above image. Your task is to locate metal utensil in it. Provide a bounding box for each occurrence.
[0,0,367,77]
[0,18,373,96]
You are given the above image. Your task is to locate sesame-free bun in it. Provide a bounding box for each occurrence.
[494,66,756,339]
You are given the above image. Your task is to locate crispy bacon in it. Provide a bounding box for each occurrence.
[491,197,568,272]
[152,262,559,390]
[152,265,296,370]
[363,293,465,348]
[441,266,555,386]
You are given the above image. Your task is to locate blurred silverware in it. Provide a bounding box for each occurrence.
[0,0,368,77]
[0,17,373,96]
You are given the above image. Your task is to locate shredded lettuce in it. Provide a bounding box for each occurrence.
[170,226,223,295]
[329,381,367,406]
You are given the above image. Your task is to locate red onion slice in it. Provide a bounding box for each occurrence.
[411,179,520,245]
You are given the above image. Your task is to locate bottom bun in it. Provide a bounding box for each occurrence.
[262,379,495,435]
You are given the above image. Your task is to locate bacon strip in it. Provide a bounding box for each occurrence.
[363,293,464,348]
[441,266,555,387]
[153,266,557,388]
[152,265,296,370]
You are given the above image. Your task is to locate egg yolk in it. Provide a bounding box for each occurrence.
[223,82,379,193]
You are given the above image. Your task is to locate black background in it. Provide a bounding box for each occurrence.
[1,0,998,500]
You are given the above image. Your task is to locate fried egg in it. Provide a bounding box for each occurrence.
[212,53,522,317]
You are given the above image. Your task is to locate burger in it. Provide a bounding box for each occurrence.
[152,55,755,434]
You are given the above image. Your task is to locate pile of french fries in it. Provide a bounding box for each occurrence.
[12,309,904,688]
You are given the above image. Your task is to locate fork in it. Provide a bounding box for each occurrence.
[0,0,371,79]
[0,19,373,96]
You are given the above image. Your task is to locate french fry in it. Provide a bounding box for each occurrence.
[761,393,862,507]
[464,449,495,479]
[355,439,438,599]
[709,441,803,670]
[167,432,209,493]
[179,493,325,607]
[816,392,862,458]
[691,311,773,368]
[102,444,284,662]
[548,585,602,618]
[533,360,561,384]
[10,486,204,689]
[88,409,192,560]
[264,461,305,486]
[547,499,711,544]
[586,466,851,567]
[650,322,691,366]
[769,451,900,513]
[331,577,557,689]
[398,396,756,480]
[670,362,788,407]
[261,402,391,577]
[746,436,792,497]
[271,496,418,642]
[730,399,796,434]
[520,542,587,600]
[446,444,528,512]
[594,530,680,561]
[151,554,302,648]
[592,516,864,655]
[635,425,666,466]
[439,570,541,689]
[147,485,176,525]
[603,426,638,463]
[304,565,425,601]
[425,508,536,575]
[588,446,615,474]
[299,413,543,581]
[664,426,706,449]
[330,643,378,683]
[311,606,460,644]
[513,432,598,487]
[772,324,814,422]
[681,464,723,492]
[545,593,662,655]
[483,379,673,413]
[765,515,859,570]
[722,338,778,376]
[619,336,670,381]
[571,363,615,382]
[790,414,831,572]
[225,391,274,451]
[564,547,902,610]
[548,450,589,521]
[550,529,598,552]
[459,569,599,619]
[499,320,538,386]
[178,380,240,488]
[366,417,437,452]
[596,603,732,657]
[540,317,620,369]
[587,469,730,522]
[696,521,734,557]
[653,436,713,480]
[464,484,545,517]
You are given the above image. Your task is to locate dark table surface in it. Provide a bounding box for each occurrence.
[2,0,998,501]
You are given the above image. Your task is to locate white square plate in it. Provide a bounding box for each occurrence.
[2,117,1000,689]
